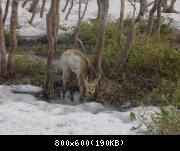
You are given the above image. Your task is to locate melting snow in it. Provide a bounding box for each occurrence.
[0,85,159,135]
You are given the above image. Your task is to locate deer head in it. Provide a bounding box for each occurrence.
[84,75,101,98]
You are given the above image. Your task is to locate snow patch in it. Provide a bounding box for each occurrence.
[0,85,159,135]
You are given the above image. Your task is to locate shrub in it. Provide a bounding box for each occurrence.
[14,55,45,86]
[146,107,180,135]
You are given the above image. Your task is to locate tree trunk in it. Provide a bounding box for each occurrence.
[146,0,158,34]
[156,0,163,35]
[7,0,18,77]
[44,0,60,98]
[162,0,168,12]
[28,0,39,24]
[40,0,46,18]
[62,0,70,12]
[111,0,146,77]
[22,0,29,8]
[94,0,109,75]
[96,0,101,20]
[0,1,7,77]
[75,0,82,48]
[167,0,176,12]
[116,0,125,49]
[3,0,10,25]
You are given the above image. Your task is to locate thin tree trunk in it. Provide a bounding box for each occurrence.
[40,0,46,18]
[156,0,163,35]
[146,0,158,34]
[96,0,101,20]
[0,1,6,77]
[116,0,125,49]
[44,0,60,98]
[75,0,82,48]
[7,0,18,77]
[111,0,147,77]
[162,0,168,12]
[65,0,73,20]
[29,0,39,24]
[62,0,70,12]
[22,0,29,8]
[3,0,10,25]
[167,0,176,12]
[94,0,109,75]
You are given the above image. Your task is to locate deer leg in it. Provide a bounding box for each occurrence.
[69,70,74,102]
[78,77,85,103]
[62,65,68,99]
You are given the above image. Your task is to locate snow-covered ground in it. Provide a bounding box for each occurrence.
[1,0,180,38]
[0,85,159,135]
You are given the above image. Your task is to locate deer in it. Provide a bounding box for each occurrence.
[60,49,100,102]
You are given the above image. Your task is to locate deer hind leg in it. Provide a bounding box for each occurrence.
[62,65,68,99]
[78,76,85,103]
[68,70,74,102]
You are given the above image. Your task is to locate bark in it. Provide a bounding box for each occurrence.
[116,0,125,49]
[44,0,60,98]
[94,0,109,75]
[3,0,10,25]
[146,0,158,34]
[7,0,18,77]
[0,1,6,77]
[40,0,46,18]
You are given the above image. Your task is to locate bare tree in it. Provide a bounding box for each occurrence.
[44,0,60,98]
[40,0,46,18]
[3,0,10,25]
[111,0,147,77]
[117,0,125,49]
[0,1,7,77]
[94,0,109,75]
[146,0,158,34]
[28,0,39,24]
[7,0,19,77]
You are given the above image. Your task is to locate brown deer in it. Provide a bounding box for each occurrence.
[60,49,99,102]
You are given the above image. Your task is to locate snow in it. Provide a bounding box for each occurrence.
[1,0,180,38]
[0,85,159,135]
